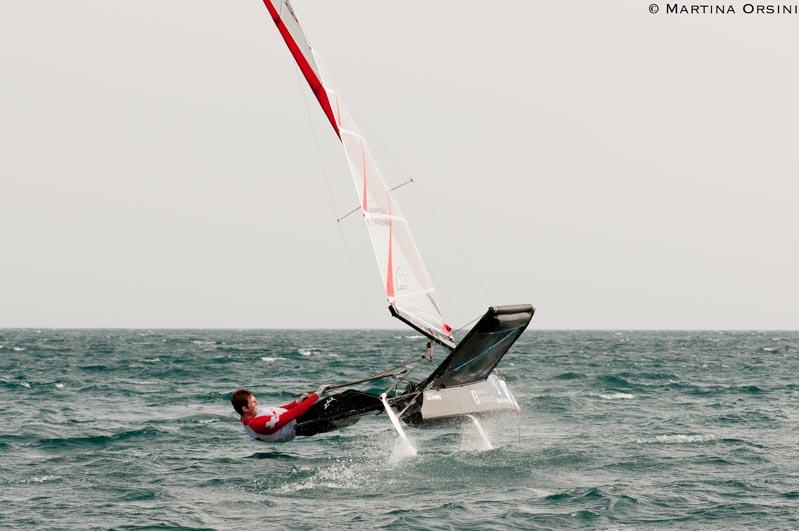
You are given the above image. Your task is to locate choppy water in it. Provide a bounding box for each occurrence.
[1,330,797,529]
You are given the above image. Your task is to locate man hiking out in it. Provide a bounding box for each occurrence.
[230,385,330,443]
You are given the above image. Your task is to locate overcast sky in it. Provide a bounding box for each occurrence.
[1,1,797,329]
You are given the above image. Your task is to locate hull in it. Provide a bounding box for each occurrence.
[420,371,520,421]
[400,370,520,425]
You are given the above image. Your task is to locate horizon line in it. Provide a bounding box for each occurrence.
[1,327,797,332]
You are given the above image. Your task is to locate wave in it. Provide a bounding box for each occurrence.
[544,486,638,508]
[637,434,717,444]
[530,394,581,413]
[545,486,609,502]
[0,378,31,390]
[245,450,297,460]
[553,371,586,380]
[36,427,162,448]
[115,488,161,502]
[617,371,680,381]
[716,437,765,449]
[714,411,774,425]
[597,392,635,400]
[26,475,62,484]
[596,374,634,388]
[688,384,766,396]
[79,364,112,373]
[191,340,218,346]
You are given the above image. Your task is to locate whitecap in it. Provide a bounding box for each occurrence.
[763,347,776,352]
[142,358,161,363]
[599,392,635,400]
[13,347,25,352]
[20,382,31,388]
[125,379,161,386]
[638,434,717,444]
[30,475,60,483]
[261,356,285,363]
[54,383,65,389]
[298,348,319,357]
[277,463,364,493]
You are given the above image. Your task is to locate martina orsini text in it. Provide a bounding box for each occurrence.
[662,3,798,14]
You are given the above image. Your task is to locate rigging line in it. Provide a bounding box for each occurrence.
[383,345,433,395]
[294,67,382,356]
[326,369,404,391]
[453,311,483,335]
[336,177,413,223]
[393,389,424,418]
[326,350,428,391]
[384,369,412,395]
[389,178,414,192]
[337,205,360,223]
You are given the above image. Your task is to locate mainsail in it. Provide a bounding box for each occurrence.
[262,0,454,348]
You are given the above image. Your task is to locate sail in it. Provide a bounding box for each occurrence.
[261,0,454,347]
[421,305,535,389]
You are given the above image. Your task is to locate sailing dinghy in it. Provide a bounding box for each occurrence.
[258,0,535,439]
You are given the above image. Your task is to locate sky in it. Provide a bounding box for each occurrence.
[1,1,797,330]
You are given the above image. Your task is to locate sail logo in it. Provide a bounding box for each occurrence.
[395,267,407,291]
[365,207,391,226]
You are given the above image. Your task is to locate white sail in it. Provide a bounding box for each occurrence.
[261,0,454,346]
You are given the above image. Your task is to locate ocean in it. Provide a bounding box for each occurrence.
[1,329,797,529]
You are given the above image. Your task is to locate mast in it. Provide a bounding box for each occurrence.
[261,0,455,349]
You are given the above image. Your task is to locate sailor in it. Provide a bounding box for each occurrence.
[425,341,434,362]
[231,385,330,443]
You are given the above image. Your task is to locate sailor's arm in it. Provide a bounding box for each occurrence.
[280,393,311,411]
[280,385,330,411]
[275,392,319,424]
[250,393,319,435]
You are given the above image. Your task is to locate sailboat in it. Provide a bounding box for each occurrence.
[258,0,535,437]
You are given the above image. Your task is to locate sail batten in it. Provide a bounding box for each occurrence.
[262,0,453,345]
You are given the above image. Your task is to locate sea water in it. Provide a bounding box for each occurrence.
[1,330,797,529]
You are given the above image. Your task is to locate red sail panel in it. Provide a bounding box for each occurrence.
[262,0,339,137]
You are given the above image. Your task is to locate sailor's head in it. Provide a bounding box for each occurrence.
[231,389,258,416]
